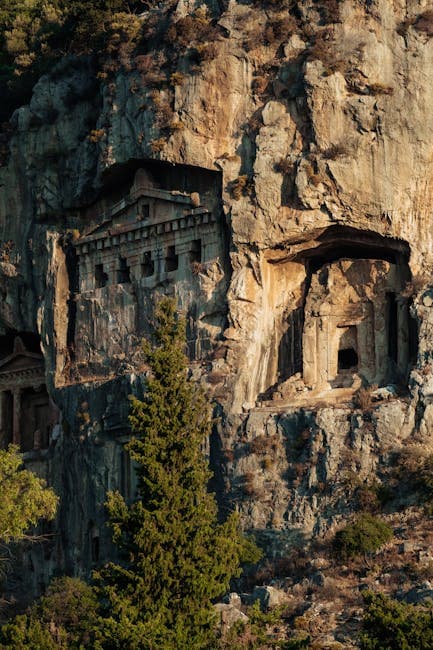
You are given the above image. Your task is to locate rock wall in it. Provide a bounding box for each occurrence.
[2,0,433,598]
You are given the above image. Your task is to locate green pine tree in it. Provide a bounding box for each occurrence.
[95,298,261,650]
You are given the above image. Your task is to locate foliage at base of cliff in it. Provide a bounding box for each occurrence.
[94,298,261,648]
[0,577,99,648]
[360,591,433,649]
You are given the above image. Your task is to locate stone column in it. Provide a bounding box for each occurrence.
[154,248,164,279]
[176,241,191,275]
[12,387,21,447]
[374,297,388,384]
[318,305,332,388]
[397,298,410,374]
[328,317,340,381]
[303,317,317,388]
[358,302,376,383]
[106,254,118,286]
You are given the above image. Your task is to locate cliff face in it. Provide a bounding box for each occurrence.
[1,0,433,601]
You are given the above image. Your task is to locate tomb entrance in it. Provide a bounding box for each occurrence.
[302,258,410,390]
[0,335,52,452]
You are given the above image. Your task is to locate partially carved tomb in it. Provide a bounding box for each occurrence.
[258,228,415,405]
[0,336,52,452]
[303,259,410,389]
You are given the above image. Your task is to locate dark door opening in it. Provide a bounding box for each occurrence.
[278,307,303,381]
[1,391,13,448]
[338,348,359,371]
[409,302,418,365]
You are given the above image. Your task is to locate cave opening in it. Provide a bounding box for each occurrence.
[299,226,409,274]
[0,330,42,360]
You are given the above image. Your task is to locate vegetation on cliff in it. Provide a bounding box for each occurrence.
[0,0,145,120]
[0,300,261,647]
[333,513,393,560]
[94,298,261,648]
[360,591,433,649]
[0,0,346,123]
[0,444,57,546]
[0,576,98,648]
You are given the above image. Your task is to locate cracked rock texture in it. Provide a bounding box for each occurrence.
[1,0,433,600]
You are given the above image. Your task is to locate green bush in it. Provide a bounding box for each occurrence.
[333,513,393,559]
[0,577,98,648]
[360,591,433,649]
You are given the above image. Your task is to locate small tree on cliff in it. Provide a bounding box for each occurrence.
[0,445,58,547]
[96,298,260,649]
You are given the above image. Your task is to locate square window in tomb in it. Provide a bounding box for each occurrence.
[190,239,202,264]
[141,252,154,278]
[337,325,359,373]
[117,257,131,284]
[141,204,150,221]
[165,245,178,272]
[95,263,108,288]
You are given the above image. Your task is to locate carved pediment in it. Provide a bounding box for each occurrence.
[0,337,44,377]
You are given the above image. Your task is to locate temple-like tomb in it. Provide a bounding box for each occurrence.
[75,168,221,291]
[0,336,53,452]
[66,164,227,381]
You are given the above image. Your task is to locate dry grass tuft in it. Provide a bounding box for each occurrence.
[354,385,377,411]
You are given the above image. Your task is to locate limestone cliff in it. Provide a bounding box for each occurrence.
[1,0,433,630]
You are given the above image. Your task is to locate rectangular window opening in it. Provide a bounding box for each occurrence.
[95,263,108,288]
[190,239,202,264]
[141,252,154,278]
[165,245,178,272]
[337,325,359,372]
[117,257,131,284]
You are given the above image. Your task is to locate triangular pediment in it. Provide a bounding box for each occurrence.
[0,338,44,374]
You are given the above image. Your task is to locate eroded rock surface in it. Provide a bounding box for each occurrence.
[1,0,433,600]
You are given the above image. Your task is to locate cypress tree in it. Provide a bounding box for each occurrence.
[96,298,260,649]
